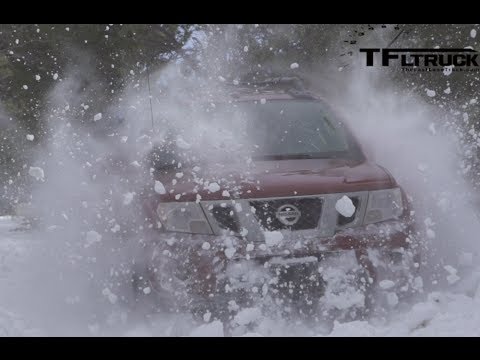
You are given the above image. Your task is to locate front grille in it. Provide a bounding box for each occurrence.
[249,197,323,231]
[210,204,240,233]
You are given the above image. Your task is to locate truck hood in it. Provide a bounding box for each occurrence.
[154,158,396,202]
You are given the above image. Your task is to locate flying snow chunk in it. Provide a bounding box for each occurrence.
[28,166,44,181]
[176,137,191,150]
[102,288,117,304]
[93,113,102,122]
[85,230,102,247]
[208,182,221,193]
[234,307,262,326]
[379,280,395,290]
[123,192,134,205]
[243,46,249,52]
[417,163,428,172]
[264,231,283,247]
[443,65,454,76]
[444,87,451,94]
[224,237,233,248]
[426,89,436,97]
[222,190,230,197]
[224,247,236,259]
[142,287,151,295]
[424,217,435,227]
[202,242,211,251]
[471,29,477,38]
[22,85,28,90]
[335,195,355,217]
[154,181,166,195]
[413,276,424,291]
[444,265,460,284]
[228,300,240,312]
[26,134,34,141]
[35,74,41,81]
[290,62,299,69]
[260,98,267,105]
[437,197,449,212]
[203,311,212,322]
[53,73,58,80]
[386,292,399,307]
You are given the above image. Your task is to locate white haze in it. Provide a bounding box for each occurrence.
[2,38,480,336]
[320,62,480,289]
[1,61,258,336]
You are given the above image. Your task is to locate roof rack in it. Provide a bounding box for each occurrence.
[236,76,306,91]
[227,76,317,100]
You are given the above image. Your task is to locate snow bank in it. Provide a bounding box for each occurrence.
[189,320,224,337]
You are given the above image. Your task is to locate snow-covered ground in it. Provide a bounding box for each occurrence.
[0,216,42,336]
[2,215,480,336]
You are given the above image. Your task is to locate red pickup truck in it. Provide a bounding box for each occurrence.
[133,78,421,323]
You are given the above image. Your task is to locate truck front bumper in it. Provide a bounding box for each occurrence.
[142,219,420,305]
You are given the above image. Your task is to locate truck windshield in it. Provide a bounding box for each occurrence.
[207,99,361,161]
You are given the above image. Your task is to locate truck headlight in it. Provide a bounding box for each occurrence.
[364,188,404,224]
[156,202,213,235]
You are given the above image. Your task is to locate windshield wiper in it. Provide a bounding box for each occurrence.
[253,153,332,161]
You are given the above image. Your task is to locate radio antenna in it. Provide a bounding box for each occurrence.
[146,64,155,133]
[387,26,406,48]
